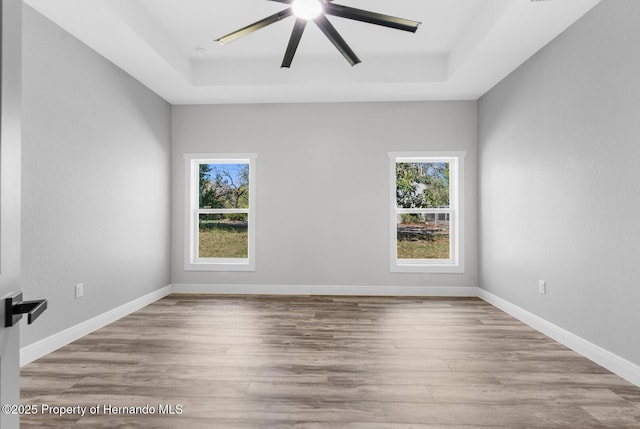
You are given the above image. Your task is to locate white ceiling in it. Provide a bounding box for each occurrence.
[24,0,601,104]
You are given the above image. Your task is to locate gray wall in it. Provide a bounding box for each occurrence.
[172,102,478,290]
[478,0,640,365]
[21,5,172,347]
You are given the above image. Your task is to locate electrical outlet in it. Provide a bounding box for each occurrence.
[75,283,84,298]
[538,280,546,295]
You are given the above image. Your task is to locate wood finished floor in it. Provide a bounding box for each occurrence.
[20,295,640,428]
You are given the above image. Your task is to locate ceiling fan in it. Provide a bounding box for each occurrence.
[215,0,421,68]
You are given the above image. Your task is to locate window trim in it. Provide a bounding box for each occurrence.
[184,153,257,271]
[388,151,465,273]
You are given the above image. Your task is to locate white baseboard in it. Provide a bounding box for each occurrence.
[20,285,172,367]
[172,283,479,297]
[478,289,640,388]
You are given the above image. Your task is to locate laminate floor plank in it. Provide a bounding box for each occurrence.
[20,295,640,428]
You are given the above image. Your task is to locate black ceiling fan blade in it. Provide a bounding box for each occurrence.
[268,0,336,3]
[281,18,307,68]
[314,15,360,66]
[313,15,361,66]
[215,9,294,44]
[325,3,420,33]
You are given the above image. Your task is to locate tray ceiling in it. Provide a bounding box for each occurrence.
[25,0,601,104]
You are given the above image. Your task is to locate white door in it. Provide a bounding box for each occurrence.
[0,0,22,428]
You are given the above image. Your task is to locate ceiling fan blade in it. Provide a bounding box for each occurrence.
[215,9,294,44]
[268,0,336,2]
[325,3,420,33]
[314,15,360,66]
[281,18,307,68]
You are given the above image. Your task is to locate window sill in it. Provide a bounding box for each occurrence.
[391,262,464,274]
[184,261,255,272]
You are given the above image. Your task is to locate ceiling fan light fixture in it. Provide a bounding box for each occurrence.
[292,0,323,20]
[215,1,421,67]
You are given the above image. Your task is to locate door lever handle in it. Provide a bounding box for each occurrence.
[5,292,48,327]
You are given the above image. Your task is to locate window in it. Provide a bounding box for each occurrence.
[184,153,256,271]
[389,152,465,273]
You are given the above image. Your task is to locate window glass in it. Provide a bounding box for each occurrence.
[199,213,249,258]
[396,162,450,209]
[199,163,249,209]
[396,213,450,260]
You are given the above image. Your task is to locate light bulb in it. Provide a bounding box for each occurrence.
[292,0,323,20]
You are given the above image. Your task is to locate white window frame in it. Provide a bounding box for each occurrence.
[389,151,465,273]
[184,153,257,271]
